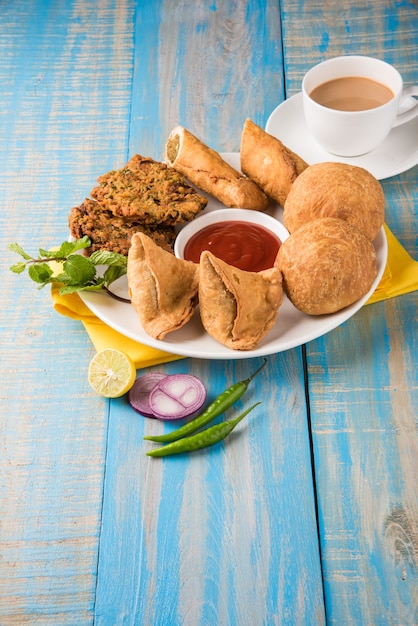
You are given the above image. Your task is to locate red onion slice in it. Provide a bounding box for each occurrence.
[128,372,167,417]
[149,374,206,420]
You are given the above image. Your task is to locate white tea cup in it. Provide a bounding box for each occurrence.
[302,55,418,157]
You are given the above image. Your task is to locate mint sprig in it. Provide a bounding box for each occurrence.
[9,236,128,297]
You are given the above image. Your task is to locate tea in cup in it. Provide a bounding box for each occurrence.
[302,55,418,157]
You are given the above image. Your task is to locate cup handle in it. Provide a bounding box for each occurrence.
[392,86,418,128]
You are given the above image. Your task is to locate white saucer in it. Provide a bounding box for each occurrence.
[265,92,418,180]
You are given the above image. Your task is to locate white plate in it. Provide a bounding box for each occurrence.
[266,92,418,180]
[78,153,388,360]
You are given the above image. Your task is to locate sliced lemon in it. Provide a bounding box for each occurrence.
[88,349,136,398]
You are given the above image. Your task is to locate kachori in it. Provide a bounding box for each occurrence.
[283,162,385,240]
[276,217,378,315]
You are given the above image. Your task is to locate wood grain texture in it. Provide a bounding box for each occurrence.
[306,297,418,624]
[281,0,418,623]
[2,0,417,623]
[94,3,325,624]
[1,1,325,624]
[0,0,135,622]
[95,356,325,626]
[282,0,418,95]
[129,0,285,157]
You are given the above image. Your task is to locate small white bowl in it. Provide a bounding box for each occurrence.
[174,208,289,261]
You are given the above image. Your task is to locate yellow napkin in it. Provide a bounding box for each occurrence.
[51,224,416,367]
[51,285,184,368]
[366,224,418,305]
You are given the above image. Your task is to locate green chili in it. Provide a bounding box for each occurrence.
[143,358,267,443]
[146,402,261,457]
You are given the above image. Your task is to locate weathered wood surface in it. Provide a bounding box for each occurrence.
[1,1,323,625]
[94,6,325,624]
[282,1,418,624]
[0,1,134,623]
[1,0,417,624]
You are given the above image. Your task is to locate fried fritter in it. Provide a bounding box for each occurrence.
[69,199,176,256]
[90,154,208,224]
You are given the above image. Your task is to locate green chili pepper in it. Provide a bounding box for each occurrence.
[146,402,261,457]
[143,358,267,443]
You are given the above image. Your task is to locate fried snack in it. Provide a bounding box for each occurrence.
[276,217,378,315]
[240,118,308,206]
[164,126,270,211]
[127,232,199,340]
[283,162,385,240]
[69,199,176,256]
[90,154,208,225]
[199,250,283,350]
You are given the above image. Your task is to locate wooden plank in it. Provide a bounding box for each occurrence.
[95,356,325,625]
[281,0,418,95]
[94,2,325,624]
[281,1,418,623]
[307,294,418,625]
[0,0,135,622]
[128,0,286,156]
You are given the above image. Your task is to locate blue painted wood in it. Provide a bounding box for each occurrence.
[2,0,417,623]
[306,295,418,624]
[95,355,325,625]
[1,0,324,623]
[95,2,324,624]
[128,0,285,157]
[282,0,418,96]
[281,1,418,623]
[0,0,135,622]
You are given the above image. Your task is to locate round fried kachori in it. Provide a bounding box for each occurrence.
[276,217,378,315]
[283,162,384,240]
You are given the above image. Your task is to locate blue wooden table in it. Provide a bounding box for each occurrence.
[1,1,417,625]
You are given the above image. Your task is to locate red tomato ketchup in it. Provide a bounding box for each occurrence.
[183,220,281,272]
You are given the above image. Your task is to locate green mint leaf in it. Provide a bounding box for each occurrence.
[103,265,127,285]
[10,261,27,274]
[58,237,91,257]
[59,282,105,295]
[63,255,96,285]
[56,242,78,258]
[37,248,58,259]
[28,262,54,284]
[10,237,125,295]
[37,238,91,260]
[72,235,92,249]
[89,250,127,268]
[52,271,73,285]
[8,243,32,260]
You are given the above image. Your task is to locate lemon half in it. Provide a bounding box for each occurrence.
[88,349,136,398]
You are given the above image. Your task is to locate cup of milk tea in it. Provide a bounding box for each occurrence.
[302,55,418,156]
